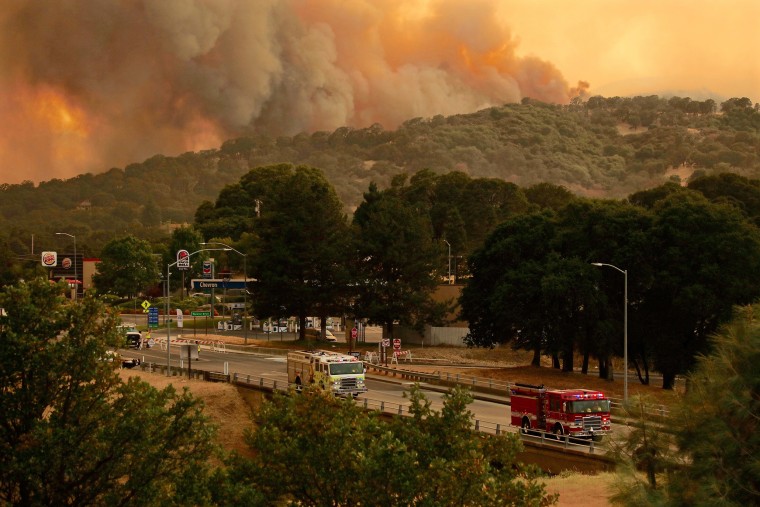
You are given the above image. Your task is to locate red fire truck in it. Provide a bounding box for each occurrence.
[510,383,611,438]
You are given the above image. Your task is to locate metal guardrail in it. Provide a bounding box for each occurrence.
[231,372,524,437]
[230,371,603,453]
[365,362,671,418]
[132,363,608,461]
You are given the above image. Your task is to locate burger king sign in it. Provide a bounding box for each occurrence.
[41,251,57,267]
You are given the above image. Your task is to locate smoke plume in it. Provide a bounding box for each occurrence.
[0,0,579,184]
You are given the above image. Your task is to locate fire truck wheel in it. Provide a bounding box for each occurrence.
[521,418,531,433]
[552,424,564,438]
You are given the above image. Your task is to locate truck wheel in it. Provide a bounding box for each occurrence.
[521,417,531,434]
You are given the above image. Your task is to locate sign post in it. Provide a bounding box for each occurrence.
[192,311,211,336]
[350,326,358,353]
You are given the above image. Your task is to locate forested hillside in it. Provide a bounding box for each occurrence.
[1,95,758,258]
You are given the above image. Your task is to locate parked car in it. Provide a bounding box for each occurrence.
[304,327,337,342]
[101,350,141,369]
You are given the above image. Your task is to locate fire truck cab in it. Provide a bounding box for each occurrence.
[287,350,368,397]
[510,383,611,438]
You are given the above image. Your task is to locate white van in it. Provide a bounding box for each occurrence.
[304,328,337,342]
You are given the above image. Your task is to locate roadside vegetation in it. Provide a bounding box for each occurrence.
[3,279,757,505]
[608,303,760,506]
[1,280,558,506]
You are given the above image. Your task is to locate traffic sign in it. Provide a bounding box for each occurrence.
[141,300,151,313]
[393,338,401,350]
[382,338,390,347]
[191,311,211,317]
[351,327,358,339]
[147,306,159,328]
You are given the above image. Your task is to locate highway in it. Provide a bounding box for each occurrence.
[118,337,618,475]
[121,343,513,431]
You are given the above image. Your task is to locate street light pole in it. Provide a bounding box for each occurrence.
[202,242,248,344]
[592,262,628,403]
[56,232,77,301]
[166,248,228,375]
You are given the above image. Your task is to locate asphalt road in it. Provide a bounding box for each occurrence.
[120,342,513,432]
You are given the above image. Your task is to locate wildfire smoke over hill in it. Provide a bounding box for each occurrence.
[0,0,582,185]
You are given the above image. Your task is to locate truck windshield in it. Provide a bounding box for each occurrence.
[329,363,363,375]
[568,400,610,413]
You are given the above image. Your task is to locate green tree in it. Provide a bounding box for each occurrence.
[140,198,162,226]
[93,235,160,298]
[352,186,448,341]
[556,199,654,381]
[688,172,760,226]
[524,182,576,211]
[643,191,760,389]
[247,165,352,337]
[611,304,760,505]
[0,278,217,505]
[221,385,557,506]
[460,211,558,364]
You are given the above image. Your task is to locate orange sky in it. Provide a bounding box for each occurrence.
[496,0,760,100]
[0,0,758,186]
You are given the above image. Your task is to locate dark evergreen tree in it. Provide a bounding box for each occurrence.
[352,186,448,342]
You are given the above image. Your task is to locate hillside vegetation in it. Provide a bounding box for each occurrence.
[1,95,758,257]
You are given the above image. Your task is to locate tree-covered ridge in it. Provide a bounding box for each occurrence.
[0,95,757,257]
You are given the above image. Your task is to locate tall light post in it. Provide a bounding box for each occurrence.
[443,239,451,284]
[592,262,628,403]
[166,248,228,375]
[56,232,77,300]
[202,242,248,344]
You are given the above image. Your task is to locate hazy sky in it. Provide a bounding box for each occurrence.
[0,0,757,186]
[496,0,759,100]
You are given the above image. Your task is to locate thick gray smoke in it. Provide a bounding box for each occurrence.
[0,0,579,184]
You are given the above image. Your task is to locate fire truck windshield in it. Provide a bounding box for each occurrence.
[329,363,363,375]
[568,400,610,413]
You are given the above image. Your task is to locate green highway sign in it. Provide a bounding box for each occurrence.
[191,311,211,317]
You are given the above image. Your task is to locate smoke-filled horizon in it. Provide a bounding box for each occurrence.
[1,0,757,186]
[0,0,585,185]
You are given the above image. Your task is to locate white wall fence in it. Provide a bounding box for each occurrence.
[395,325,470,347]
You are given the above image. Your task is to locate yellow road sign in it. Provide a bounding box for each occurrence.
[141,300,151,313]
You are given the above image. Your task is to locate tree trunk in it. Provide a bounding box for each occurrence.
[531,347,541,367]
[561,343,574,373]
[551,353,560,369]
[661,371,676,390]
[581,351,589,374]
[598,357,608,380]
[633,360,650,386]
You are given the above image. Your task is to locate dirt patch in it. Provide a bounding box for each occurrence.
[118,369,258,458]
[545,472,615,507]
